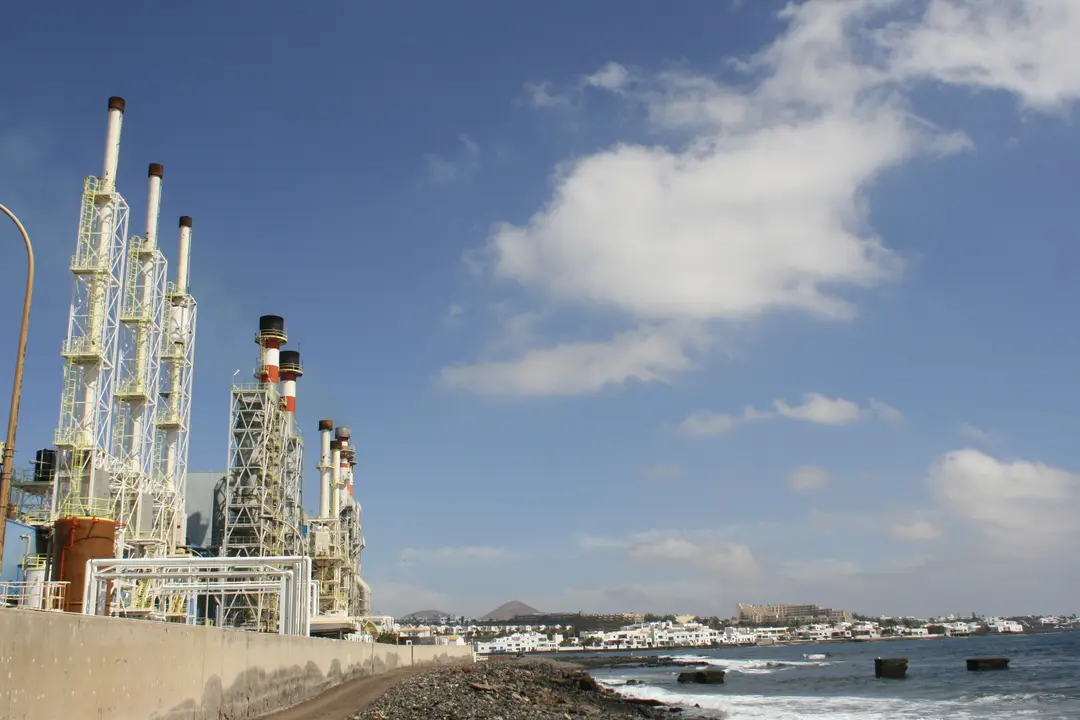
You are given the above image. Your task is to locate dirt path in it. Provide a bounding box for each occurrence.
[258,666,429,720]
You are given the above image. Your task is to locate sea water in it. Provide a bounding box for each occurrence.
[589,632,1080,719]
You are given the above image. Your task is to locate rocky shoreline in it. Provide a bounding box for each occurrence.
[350,658,698,720]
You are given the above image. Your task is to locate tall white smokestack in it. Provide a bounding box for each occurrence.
[318,420,333,517]
[144,164,163,248]
[176,216,192,293]
[101,97,125,191]
[330,440,342,517]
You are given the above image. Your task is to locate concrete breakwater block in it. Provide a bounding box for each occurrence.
[967,657,1010,671]
[677,669,726,684]
[875,658,909,679]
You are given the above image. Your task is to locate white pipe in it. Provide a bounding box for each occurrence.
[331,444,342,517]
[101,97,125,191]
[319,425,332,518]
[145,165,163,248]
[176,217,192,293]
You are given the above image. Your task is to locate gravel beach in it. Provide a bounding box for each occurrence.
[350,658,690,720]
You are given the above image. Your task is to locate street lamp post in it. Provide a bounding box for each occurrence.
[0,204,35,565]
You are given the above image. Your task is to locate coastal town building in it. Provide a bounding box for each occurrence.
[475,632,563,654]
[500,611,646,632]
[390,610,1053,655]
[737,603,853,625]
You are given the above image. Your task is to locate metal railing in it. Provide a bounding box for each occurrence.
[0,580,68,611]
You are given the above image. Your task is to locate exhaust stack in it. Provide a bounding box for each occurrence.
[330,439,342,517]
[255,315,286,384]
[176,217,192,293]
[144,164,164,248]
[101,96,125,191]
[318,420,333,518]
[336,427,351,503]
[279,350,302,433]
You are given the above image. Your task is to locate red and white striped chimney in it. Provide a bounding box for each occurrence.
[278,350,302,432]
[335,427,351,502]
[255,315,287,384]
[347,450,357,498]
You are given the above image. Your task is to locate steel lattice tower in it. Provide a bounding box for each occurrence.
[54,98,131,522]
[111,164,168,554]
[150,216,197,554]
[220,316,304,630]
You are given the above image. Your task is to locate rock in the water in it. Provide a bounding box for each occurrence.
[676,670,725,684]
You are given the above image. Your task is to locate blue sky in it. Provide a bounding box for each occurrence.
[2,0,1080,619]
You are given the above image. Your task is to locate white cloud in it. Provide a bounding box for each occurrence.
[780,557,861,582]
[628,537,759,575]
[959,423,992,443]
[398,545,514,566]
[677,405,767,437]
[574,533,630,552]
[881,0,1080,112]
[425,135,479,185]
[577,529,759,576]
[890,519,941,541]
[810,508,880,535]
[680,394,900,436]
[443,303,464,328]
[868,398,904,424]
[775,393,863,425]
[523,81,571,108]
[789,466,830,492]
[368,580,453,617]
[446,0,1080,395]
[440,323,703,396]
[585,62,631,90]
[928,449,1080,554]
[641,464,682,482]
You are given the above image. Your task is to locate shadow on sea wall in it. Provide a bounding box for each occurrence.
[0,608,472,720]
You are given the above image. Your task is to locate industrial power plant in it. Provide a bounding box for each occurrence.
[0,97,373,638]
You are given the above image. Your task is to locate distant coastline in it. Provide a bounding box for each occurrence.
[498,627,1077,660]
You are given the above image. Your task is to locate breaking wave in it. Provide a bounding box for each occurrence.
[662,655,831,674]
[613,685,1055,719]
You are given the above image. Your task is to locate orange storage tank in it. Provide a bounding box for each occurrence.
[52,516,116,613]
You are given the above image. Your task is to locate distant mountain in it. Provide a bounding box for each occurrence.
[401,609,452,620]
[482,601,540,621]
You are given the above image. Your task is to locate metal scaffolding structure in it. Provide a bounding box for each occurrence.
[50,97,198,565]
[25,96,380,639]
[152,217,197,553]
[309,423,371,623]
[219,317,305,630]
[54,98,132,523]
[111,165,168,554]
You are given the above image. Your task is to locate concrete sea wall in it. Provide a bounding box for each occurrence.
[0,608,473,719]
